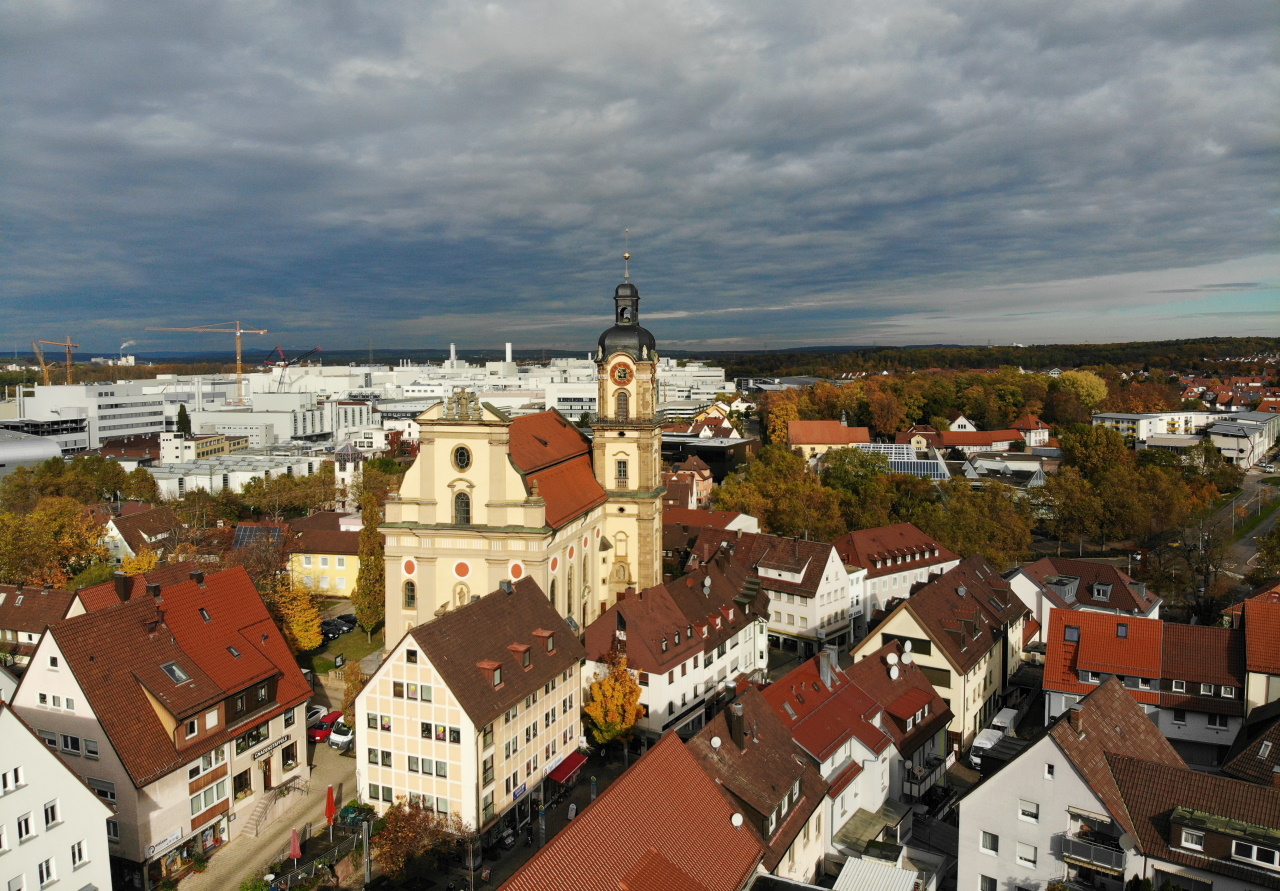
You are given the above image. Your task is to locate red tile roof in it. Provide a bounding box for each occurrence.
[508,410,592,473]
[687,688,829,871]
[505,410,608,529]
[1244,599,1280,674]
[76,562,207,613]
[1047,678,1184,843]
[1014,557,1159,613]
[50,565,310,788]
[687,530,837,600]
[786,420,870,446]
[1043,610,1162,704]
[938,429,1023,447]
[294,528,361,556]
[843,641,952,758]
[663,508,746,530]
[499,732,764,891]
[1160,623,1245,688]
[1108,754,1280,888]
[831,522,957,578]
[109,504,181,555]
[1223,714,1280,788]
[1012,414,1049,432]
[762,655,890,765]
[0,585,77,635]
[898,556,1028,675]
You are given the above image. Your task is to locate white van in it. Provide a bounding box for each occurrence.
[989,708,1018,737]
[969,728,1004,768]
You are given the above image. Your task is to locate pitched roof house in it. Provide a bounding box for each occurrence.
[499,732,765,891]
[1007,556,1162,642]
[786,420,872,458]
[10,565,312,889]
[0,584,81,671]
[831,523,960,630]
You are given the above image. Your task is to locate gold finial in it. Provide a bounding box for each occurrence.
[623,228,631,282]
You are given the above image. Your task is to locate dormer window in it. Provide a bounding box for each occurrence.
[1222,686,1235,698]
[493,666,502,686]
[1117,623,1128,638]
[661,638,668,653]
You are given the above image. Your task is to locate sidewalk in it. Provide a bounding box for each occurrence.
[181,743,357,891]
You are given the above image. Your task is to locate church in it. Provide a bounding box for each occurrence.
[381,276,665,643]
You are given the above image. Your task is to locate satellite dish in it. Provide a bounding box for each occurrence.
[902,652,914,665]
[731,813,744,828]
[710,736,722,750]
[1119,833,1136,853]
[889,665,900,680]
[886,652,899,665]
[903,640,913,652]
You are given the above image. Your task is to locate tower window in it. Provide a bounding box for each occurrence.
[615,390,630,421]
[454,491,471,525]
[616,460,629,485]
[403,581,417,609]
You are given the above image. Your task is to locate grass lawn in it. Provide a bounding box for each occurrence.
[300,625,384,675]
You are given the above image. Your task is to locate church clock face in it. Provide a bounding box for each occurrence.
[610,363,632,385]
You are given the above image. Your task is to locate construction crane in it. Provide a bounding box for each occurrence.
[272,346,322,392]
[145,321,267,405]
[34,336,80,385]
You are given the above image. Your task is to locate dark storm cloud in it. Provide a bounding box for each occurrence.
[1,0,1275,351]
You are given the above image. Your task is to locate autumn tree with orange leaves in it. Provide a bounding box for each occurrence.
[583,650,645,749]
[0,496,107,586]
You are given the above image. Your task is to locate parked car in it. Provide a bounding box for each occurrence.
[328,720,355,750]
[307,710,343,743]
[321,617,355,636]
[337,613,357,626]
[306,704,328,728]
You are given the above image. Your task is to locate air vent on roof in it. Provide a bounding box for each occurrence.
[228,647,241,658]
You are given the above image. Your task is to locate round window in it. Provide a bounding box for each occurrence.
[453,446,472,470]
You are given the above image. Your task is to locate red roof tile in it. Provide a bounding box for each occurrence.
[1223,714,1280,788]
[663,508,745,529]
[1014,557,1159,613]
[1043,611,1162,704]
[843,641,952,758]
[0,585,77,634]
[505,411,608,529]
[831,522,957,578]
[499,732,764,891]
[761,655,890,765]
[687,530,836,600]
[786,420,870,446]
[937,429,1023,447]
[1160,623,1245,687]
[109,504,181,555]
[1244,600,1280,674]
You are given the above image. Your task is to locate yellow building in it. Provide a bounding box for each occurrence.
[382,277,664,643]
[289,511,360,596]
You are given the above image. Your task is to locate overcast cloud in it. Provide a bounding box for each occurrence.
[2,0,1276,352]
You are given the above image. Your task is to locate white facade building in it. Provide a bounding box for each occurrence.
[0,703,115,891]
[17,382,165,448]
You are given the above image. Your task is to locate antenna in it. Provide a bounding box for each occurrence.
[889,665,900,680]
[903,640,912,652]
[886,652,899,665]
[902,652,914,665]
[623,228,631,282]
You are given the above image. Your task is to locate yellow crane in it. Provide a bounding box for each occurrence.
[145,321,268,405]
[34,336,80,385]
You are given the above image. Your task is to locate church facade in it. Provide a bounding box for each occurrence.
[382,278,665,643]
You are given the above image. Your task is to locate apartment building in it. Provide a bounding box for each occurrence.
[1007,557,1162,645]
[11,567,312,890]
[959,678,1280,891]
[583,553,769,743]
[831,522,959,635]
[851,556,1028,745]
[0,586,80,672]
[288,512,361,596]
[687,529,853,656]
[0,703,114,891]
[357,579,585,851]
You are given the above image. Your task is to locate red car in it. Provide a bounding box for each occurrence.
[307,710,343,743]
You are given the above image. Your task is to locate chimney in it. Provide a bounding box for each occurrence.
[505,342,513,363]
[628,586,640,602]
[735,528,743,540]
[189,570,205,587]
[819,644,837,688]
[663,573,673,584]
[113,571,129,602]
[500,580,514,595]
[42,583,52,594]
[146,583,162,602]
[727,701,746,751]
[450,342,457,364]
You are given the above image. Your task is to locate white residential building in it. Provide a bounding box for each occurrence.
[831,523,960,636]
[0,703,114,891]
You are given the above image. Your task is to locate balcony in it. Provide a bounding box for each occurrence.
[903,754,948,799]
[1060,832,1126,874]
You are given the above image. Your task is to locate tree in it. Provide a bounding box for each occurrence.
[123,467,160,503]
[713,445,846,541]
[340,659,370,717]
[820,447,892,530]
[0,496,109,585]
[176,403,192,436]
[1253,523,1280,582]
[1060,425,1133,480]
[1056,370,1108,410]
[918,480,1032,570]
[352,493,385,634]
[372,799,475,879]
[1094,466,1147,549]
[1039,467,1102,555]
[583,650,645,750]
[121,548,160,575]
[264,578,324,653]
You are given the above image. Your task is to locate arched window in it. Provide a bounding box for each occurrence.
[454,491,471,525]
[549,580,557,611]
[615,390,629,421]
[403,581,416,609]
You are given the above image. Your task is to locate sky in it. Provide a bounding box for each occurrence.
[2,0,1277,354]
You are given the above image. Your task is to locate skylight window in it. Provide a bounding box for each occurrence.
[783,702,797,719]
[228,647,242,658]
[161,662,190,683]
[199,608,210,622]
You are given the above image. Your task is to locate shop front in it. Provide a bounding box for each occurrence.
[144,814,228,889]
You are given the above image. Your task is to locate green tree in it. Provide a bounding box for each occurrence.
[820,447,892,530]
[123,467,161,502]
[1060,425,1133,480]
[352,493,385,634]
[1251,523,1280,583]
[918,480,1032,570]
[583,650,645,749]
[1056,370,1109,410]
[0,496,109,585]
[176,403,192,436]
[713,445,846,541]
[1039,467,1102,555]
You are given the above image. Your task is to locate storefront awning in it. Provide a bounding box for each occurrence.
[546,751,588,784]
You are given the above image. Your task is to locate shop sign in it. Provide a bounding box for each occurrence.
[146,828,183,858]
[252,734,292,761]
[512,783,527,801]
[542,754,567,777]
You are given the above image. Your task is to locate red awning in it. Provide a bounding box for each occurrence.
[546,751,588,784]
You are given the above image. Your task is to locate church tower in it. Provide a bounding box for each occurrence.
[593,258,664,597]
